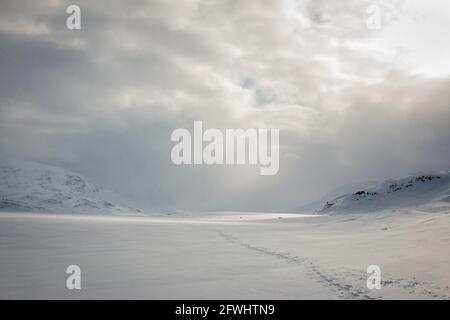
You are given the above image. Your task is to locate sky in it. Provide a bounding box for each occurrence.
[1,0,450,211]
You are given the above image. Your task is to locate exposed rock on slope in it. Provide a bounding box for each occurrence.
[320,172,450,213]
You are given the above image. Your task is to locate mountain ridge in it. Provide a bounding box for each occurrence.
[0,158,143,215]
[318,171,450,214]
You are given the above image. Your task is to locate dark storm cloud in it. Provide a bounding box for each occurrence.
[1,0,450,211]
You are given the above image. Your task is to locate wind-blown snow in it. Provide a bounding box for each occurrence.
[0,159,142,215]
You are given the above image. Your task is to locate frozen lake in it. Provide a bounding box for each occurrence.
[1,210,449,299]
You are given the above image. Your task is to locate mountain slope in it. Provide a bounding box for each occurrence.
[0,159,142,215]
[319,171,450,214]
[291,179,377,213]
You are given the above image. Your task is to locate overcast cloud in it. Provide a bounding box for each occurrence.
[1,0,450,211]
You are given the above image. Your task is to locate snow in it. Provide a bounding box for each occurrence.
[1,208,450,299]
[1,160,450,299]
[0,159,142,215]
[319,171,450,214]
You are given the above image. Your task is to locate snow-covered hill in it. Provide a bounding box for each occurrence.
[319,171,450,214]
[0,159,143,215]
[291,179,377,213]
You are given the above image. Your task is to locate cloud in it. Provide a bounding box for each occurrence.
[1,0,449,211]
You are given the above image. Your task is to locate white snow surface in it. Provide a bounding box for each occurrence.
[320,171,450,214]
[0,159,142,215]
[1,209,450,299]
[1,161,450,299]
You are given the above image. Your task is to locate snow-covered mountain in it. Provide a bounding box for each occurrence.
[319,171,450,214]
[0,159,143,215]
[291,179,377,213]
